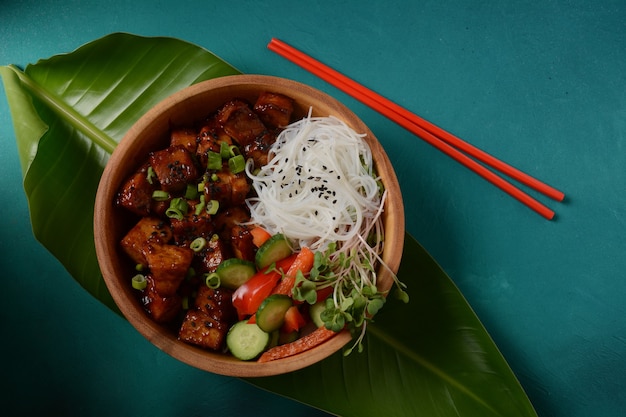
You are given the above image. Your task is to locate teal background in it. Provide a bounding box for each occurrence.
[1,1,624,416]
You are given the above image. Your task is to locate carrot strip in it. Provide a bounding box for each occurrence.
[257,326,338,363]
[250,226,272,248]
[272,247,315,296]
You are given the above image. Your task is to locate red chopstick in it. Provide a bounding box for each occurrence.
[268,38,565,220]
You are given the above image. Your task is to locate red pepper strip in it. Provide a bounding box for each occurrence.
[272,247,315,296]
[232,254,297,319]
[257,326,338,363]
[281,306,306,333]
[315,286,334,303]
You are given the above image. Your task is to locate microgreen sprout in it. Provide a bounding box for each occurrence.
[292,240,409,355]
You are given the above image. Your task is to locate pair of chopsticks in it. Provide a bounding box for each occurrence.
[267,38,565,220]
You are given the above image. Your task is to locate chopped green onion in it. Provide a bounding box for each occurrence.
[182,296,190,310]
[228,145,241,157]
[184,184,199,200]
[190,237,207,252]
[228,154,246,174]
[131,274,147,290]
[194,194,206,215]
[207,151,222,170]
[186,267,196,280]
[206,199,219,215]
[211,173,219,182]
[152,190,170,201]
[204,272,221,289]
[146,166,156,185]
[220,141,231,159]
[197,181,206,192]
[166,197,189,220]
[135,263,145,272]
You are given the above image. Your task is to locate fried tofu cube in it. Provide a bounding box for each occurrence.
[195,118,234,166]
[169,203,215,246]
[212,207,251,236]
[204,170,251,208]
[116,163,158,216]
[178,309,229,351]
[243,131,277,170]
[170,128,198,153]
[149,146,199,194]
[253,92,295,128]
[194,286,237,323]
[120,217,172,266]
[197,235,231,273]
[230,224,255,262]
[140,275,182,323]
[218,100,267,147]
[144,243,194,297]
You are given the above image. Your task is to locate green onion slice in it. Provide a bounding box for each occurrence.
[131,274,147,290]
[220,141,231,159]
[194,194,206,216]
[151,190,170,201]
[146,166,156,185]
[228,154,246,174]
[204,272,221,289]
[207,151,222,170]
[190,237,207,252]
[184,183,199,200]
[166,197,189,220]
[185,267,196,280]
[228,145,240,157]
[206,199,219,215]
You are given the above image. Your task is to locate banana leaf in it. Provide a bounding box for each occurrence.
[1,33,537,417]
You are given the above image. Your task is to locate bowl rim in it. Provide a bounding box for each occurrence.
[94,74,404,377]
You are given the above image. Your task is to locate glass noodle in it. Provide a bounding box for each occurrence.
[245,110,386,259]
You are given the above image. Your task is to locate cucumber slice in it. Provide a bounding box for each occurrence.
[255,294,293,333]
[216,258,256,289]
[226,320,270,361]
[309,300,327,328]
[267,330,280,349]
[255,233,292,269]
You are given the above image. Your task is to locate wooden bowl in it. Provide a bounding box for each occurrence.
[94,74,404,377]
